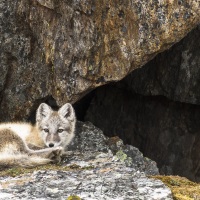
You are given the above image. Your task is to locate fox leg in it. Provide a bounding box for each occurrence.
[27,147,63,163]
[27,143,43,150]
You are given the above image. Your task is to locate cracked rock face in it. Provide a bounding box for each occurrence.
[0,0,199,121]
[0,122,172,200]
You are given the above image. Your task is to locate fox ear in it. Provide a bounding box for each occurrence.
[58,103,75,121]
[36,103,53,122]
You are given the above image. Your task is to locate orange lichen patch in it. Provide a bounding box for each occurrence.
[151,175,200,200]
[106,136,122,145]
[99,168,112,173]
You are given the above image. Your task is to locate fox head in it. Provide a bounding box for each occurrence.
[36,103,76,149]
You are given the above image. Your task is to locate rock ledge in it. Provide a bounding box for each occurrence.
[0,122,172,200]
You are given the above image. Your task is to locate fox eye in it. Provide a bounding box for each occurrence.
[58,129,64,133]
[43,128,49,133]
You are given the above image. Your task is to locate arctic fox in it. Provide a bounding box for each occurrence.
[0,103,76,168]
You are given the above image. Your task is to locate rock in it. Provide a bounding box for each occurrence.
[85,85,200,182]
[0,170,172,200]
[123,25,200,105]
[69,121,159,175]
[0,0,199,120]
[0,122,173,199]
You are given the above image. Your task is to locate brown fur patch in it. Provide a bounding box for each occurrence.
[0,129,26,153]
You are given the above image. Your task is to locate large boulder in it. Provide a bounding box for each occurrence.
[0,0,199,120]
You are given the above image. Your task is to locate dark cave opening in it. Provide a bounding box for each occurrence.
[74,81,200,182]
[73,90,96,121]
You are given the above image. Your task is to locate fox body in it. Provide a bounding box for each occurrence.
[0,103,76,168]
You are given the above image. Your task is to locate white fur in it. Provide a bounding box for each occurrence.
[58,103,75,121]
[1,144,20,154]
[37,103,76,149]
[0,123,32,141]
[0,154,51,167]
[36,103,53,122]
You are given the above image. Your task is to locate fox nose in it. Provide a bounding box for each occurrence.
[49,143,54,148]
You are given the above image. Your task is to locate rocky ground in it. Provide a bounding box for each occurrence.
[0,122,173,200]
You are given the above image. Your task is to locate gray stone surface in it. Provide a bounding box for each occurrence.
[0,122,172,199]
[0,168,172,200]
[69,122,159,176]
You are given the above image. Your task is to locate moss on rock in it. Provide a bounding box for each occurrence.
[152,175,200,200]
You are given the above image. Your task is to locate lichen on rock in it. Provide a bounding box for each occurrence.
[153,175,200,200]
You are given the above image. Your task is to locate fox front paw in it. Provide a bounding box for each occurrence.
[49,146,64,163]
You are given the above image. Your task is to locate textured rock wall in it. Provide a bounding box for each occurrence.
[0,0,199,120]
